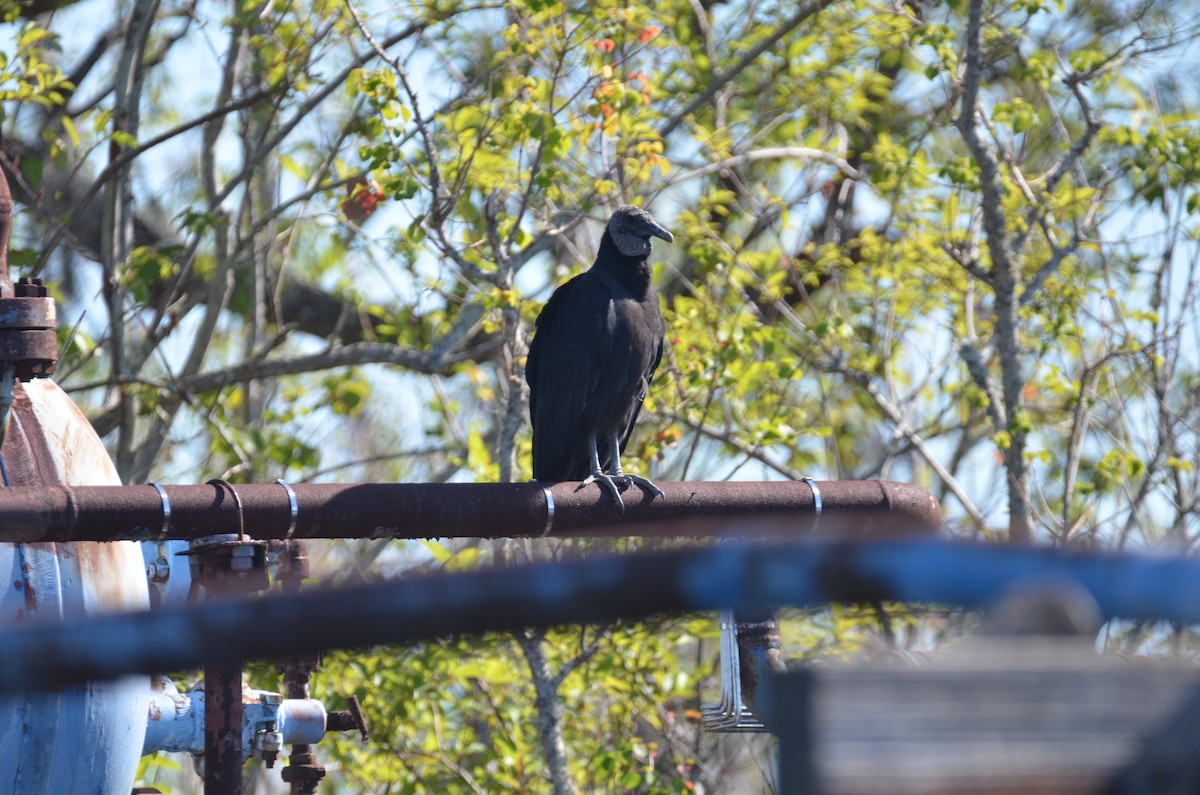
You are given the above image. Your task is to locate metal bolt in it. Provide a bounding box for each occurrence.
[257,726,283,767]
[230,545,256,572]
[12,277,49,297]
[146,557,171,583]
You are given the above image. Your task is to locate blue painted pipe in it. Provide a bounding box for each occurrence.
[1,538,1199,694]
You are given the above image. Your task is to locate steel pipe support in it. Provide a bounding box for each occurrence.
[0,480,939,543]
[4,537,1200,694]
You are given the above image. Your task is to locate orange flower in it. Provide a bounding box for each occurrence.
[638,25,660,43]
[596,38,615,53]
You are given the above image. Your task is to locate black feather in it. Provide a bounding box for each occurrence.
[526,206,671,481]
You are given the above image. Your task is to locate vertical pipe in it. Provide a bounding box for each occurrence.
[0,168,12,466]
[736,608,786,719]
[276,540,324,794]
[204,659,244,795]
[282,667,319,795]
[192,537,263,795]
[0,159,13,296]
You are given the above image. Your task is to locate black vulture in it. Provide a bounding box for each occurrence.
[525,205,674,510]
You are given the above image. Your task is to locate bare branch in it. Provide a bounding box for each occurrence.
[515,630,579,795]
[551,624,608,690]
[1010,70,1103,258]
[104,0,161,477]
[1020,231,1084,308]
[942,239,989,282]
[852,368,987,528]
[180,340,480,394]
[659,0,838,138]
[652,407,808,481]
[664,147,864,187]
[955,0,1031,543]
[958,340,1005,429]
[84,336,494,438]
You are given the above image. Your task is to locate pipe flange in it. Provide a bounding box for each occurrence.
[0,279,57,379]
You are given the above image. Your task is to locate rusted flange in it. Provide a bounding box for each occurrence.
[0,172,56,379]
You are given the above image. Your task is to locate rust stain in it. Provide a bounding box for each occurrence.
[8,383,57,485]
[3,380,149,615]
[77,542,148,611]
[21,581,35,612]
[19,560,36,612]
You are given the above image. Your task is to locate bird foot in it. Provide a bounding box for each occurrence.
[613,474,665,501]
[578,473,626,513]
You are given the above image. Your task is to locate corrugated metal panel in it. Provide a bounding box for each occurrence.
[0,379,149,795]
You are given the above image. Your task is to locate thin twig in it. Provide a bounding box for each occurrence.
[658,0,838,138]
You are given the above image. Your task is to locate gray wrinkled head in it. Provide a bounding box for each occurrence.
[607,205,674,258]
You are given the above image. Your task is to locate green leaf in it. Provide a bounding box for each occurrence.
[19,155,42,191]
[60,115,79,148]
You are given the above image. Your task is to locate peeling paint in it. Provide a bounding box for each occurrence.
[0,380,149,795]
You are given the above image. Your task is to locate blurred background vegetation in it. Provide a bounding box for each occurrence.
[5,0,1200,790]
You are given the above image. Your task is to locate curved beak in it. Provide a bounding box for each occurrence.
[649,222,674,244]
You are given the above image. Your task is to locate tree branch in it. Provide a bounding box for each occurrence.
[958,341,1005,431]
[852,368,987,528]
[85,339,492,437]
[955,0,1031,543]
[515,630,579,795]
[664,146,863,187]
[658,0,838,138]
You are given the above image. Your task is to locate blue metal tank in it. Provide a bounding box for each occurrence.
[0,378,150,794]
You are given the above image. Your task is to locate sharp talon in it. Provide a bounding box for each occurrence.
[627,475,665,501]
[580,473,626,513]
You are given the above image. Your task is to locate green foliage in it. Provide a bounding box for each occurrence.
[315,616,714,794]
[7,0,1200,791]
[0,18,71,114]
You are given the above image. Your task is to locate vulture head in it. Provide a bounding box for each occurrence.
[607,205,674,258]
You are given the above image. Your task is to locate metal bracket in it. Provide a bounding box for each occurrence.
[276,478,299,539]
[539,483,555,538]
[147,481,172,540]
[701,609,767,732]
[702,477,824,732]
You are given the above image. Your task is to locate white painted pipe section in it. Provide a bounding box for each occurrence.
[276,697,327,746]
[0,380,150,795]
[143,676,202,755]
[142,676,327,758]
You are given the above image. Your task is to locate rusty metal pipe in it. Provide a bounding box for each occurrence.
[0,161,12,297]
[5,537,1200,695]
[0,480,939,543]
[204,660,244,795]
